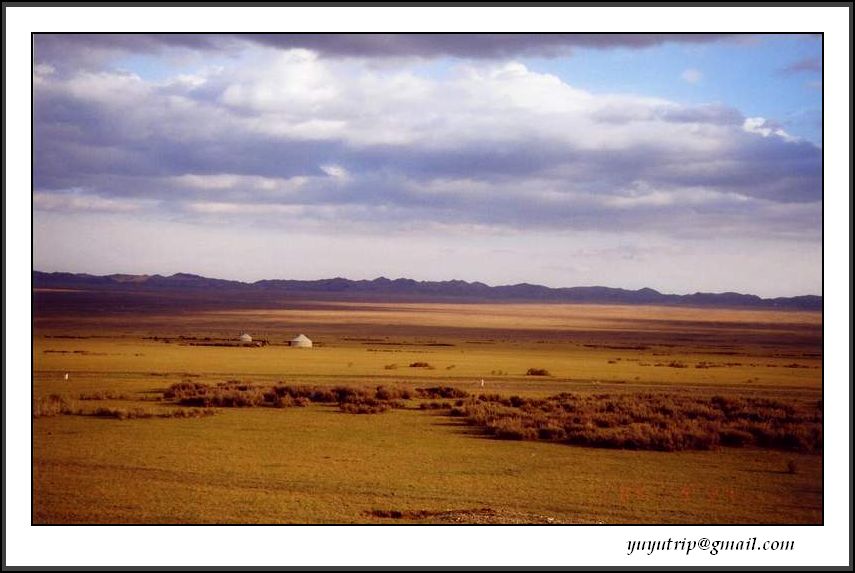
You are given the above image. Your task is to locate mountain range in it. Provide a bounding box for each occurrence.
[32,271,822,310]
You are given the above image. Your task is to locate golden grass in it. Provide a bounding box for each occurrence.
[32,301,822,523]
[33,405,821,524]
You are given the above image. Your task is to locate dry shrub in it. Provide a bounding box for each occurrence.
[416,386,468,399]
[409,361,431,368]
[374,385,412,401]
[90,406,215,419]
[33,394,77,418]
[340,400,388,414]
[77,391,133,401]
[719,428,754,446]
[165,408,217,418]
[34,392,214,420]
[91,406,153,419]
[492,417,538,441]
[451,391,821,453]
[526,368,551,376]
[419,401,453,410]
[164,382,404,414]
[163,380,209,400]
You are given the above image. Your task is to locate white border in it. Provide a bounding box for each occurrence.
[5,6,851,567]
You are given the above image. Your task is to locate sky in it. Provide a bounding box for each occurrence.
[32,33,823,297]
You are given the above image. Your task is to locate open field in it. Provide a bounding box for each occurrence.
[33,299,822,524]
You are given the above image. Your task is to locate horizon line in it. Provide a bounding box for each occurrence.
[32,269,823,300]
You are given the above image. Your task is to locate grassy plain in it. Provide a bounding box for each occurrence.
[32,298,822,524]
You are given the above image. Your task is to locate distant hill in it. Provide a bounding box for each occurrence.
[32,271,822,310]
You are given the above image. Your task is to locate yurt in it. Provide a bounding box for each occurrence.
[239,333,253,343]
[290,334,313,348]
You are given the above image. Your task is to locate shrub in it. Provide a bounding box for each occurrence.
[77,391,132,401]
[340,400,388,414]
[537,424,566,441]
[170,382,414,413]
[163,381,209,400]
[90,406,214,419]
[165,408,216,418]
[272,394,296,408]
[419,401,452,410]
[446,390,821,453]
[526,368,551,376]
[719,428,754,447]
[416,386,469,399]
[33,394,77,418]
[409,361,431,368]
[492,418,538,441]
[91,407,153,419]
[375,385,411,401]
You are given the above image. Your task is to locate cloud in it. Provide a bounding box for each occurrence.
[242,33,741,59]
[34,190,152,213]
[742,117,797,141]
[32,45,820,242]
[320,164,350,181]
[34,34,743,69]
[681,68,703,84]
[781,57,821,74]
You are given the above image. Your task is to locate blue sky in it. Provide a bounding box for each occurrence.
[526,34,822,144]
[32,34,822,296]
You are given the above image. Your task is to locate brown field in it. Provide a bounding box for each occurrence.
[32,298,822,524]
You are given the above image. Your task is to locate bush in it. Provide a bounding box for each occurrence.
[169,382,413,413]
[273,394,296,408]
[537,425,566,441]
[416,386,469,399]
[90,406,214,419]
[375,385,412,401]
[719,428,754,447]
[340,400,388,414]
[90,406,153,419]
[447,391,821,453]
[33,394,76,418]
[77,391,132,401]
[492,418,538,441]
[419,401,452,410]
[526,368,551,376]
[409,361,431,368]
[163,381,209,400]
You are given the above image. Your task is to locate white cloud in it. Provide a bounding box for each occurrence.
[320,164,349,181]
[184,202,305,215]
[171,173,307,192]
[34,190,150,213]
[681,68,703,84]
[742,117,798,142]
[34,47,820,238]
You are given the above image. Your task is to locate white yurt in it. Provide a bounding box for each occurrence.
[239,333,253,343]
[290,334,313,348]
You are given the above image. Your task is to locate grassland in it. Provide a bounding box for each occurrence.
[32,299,822,524]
